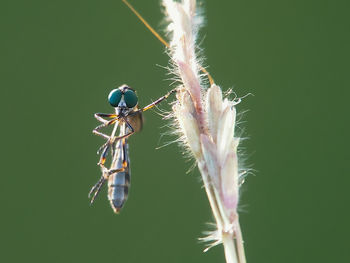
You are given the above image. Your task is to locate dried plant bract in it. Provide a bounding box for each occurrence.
[162,1,248,263]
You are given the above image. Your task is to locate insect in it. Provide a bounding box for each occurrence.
[89,84,177,213]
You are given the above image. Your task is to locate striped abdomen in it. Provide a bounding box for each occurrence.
[108,169,130,213]
[108,138,130,213]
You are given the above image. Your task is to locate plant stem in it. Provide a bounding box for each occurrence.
[222,232,238,263]
[198,162,224,230]
[235,221,247,263]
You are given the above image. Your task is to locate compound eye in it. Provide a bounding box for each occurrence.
[108,89,122,107]
[124,90,138,108]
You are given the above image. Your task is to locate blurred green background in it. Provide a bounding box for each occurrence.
[1,0,349,262]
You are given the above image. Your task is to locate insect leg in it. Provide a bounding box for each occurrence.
[109,120,133,174]
[95,118,120,167]
[88,176,106,205]
[107,167,126,176]
[141,88,178,112]
[97,121,121,167]
[89,158,125,205]
[121,138,129,176]
[98,143,111,167]
[89,157,126,205]
[93,118,118,140]
[110,118,135,144]
[108,119,132,158]
[94,113,117,124]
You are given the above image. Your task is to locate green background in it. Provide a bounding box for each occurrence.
[1,0,349,262]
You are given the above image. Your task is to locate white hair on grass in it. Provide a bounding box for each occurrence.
[162,1,248,263]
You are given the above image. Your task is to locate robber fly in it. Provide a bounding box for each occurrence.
[89,84,176,213]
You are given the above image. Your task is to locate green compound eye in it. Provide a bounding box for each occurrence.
[108,89,122,107]
[124,90,138,108]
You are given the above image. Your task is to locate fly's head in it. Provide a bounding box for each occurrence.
[108,84,138,115]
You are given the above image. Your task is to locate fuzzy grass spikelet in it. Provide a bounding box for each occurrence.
[162,1,247,263]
